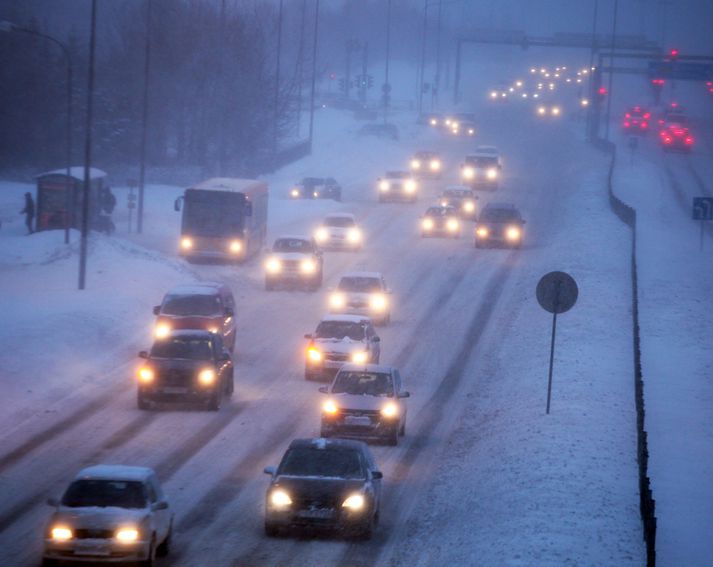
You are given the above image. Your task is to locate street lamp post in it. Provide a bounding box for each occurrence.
[307,0,321,146]
[383,0,392,124]
[79,0,98,290]
[273,0,284,159]
[1,20,73,244]
[604,0,619,141]
[417,0,429,116]
[137,0,152,235]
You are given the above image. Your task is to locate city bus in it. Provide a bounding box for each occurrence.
[175,178,268,262]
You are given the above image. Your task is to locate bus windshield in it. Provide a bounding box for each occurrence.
[182,190,245,237]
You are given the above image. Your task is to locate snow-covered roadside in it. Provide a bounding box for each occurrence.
[613,149,713,567]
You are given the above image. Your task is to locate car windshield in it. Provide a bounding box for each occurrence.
[61,480,147,509]
[332,371,394,396]
[279,446,365,479]
[386,171,409,179]
[274,239,312,253]
[315,321,365,340]
[324,217,355,228]
[444,189,470,199]
[150,337,213,360]
[480,208,520,222]
[161,294,221,316]
[468,156,498,167]
[338,277,382,292]
[426,207,454,217]
[301,178,324,187]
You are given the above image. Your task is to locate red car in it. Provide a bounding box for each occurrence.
[659,122,694,152]
[622,106,651,134]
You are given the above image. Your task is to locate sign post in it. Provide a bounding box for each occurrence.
[536,271,579,414]
[692,197,713,252]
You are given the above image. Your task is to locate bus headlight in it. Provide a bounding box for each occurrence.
[307,347,322,362]
[180,237,193,250]
[462,167,475,180]
[300,259,317,274]
[463,201,475,213]
[342,493,365,510]
[404,180,416,193]
[381,402,399,418]
[198,368,216,386]
[476,227,489,237]
[379,180,390,192]
[314,227,328,242]
[290,188,300,198]
[347,228,362,243]
[430,159,441,171]
[370,294,387,311]
[410,159,421,170]
[270,489,292,508]
[329,293,346,309]
[265,258,281,273]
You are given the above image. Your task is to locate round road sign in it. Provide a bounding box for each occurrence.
[536,271,578,314]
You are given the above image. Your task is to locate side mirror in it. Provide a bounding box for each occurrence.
[398,391,410,398]
[372,336,380,343]
[47,497,59,507]
[304,333,313,340]
[318,386,328,394]
[151,501,169,511]
[371,471,383,480]
[174,197,182,212]
[152,306,161,316]
[263,466,276,476]
[138,351,149,359]
[224,307,234,317]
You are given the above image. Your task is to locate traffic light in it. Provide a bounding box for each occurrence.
[598,86,608,98]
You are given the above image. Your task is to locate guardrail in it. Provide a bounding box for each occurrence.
[595,138,656,566]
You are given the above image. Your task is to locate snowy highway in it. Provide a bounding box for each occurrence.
[0,99,649,566]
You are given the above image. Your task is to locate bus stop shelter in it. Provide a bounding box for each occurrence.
[35,167,107,232]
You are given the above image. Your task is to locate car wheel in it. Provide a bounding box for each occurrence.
[138,536,156,566]
[156,523,172,557]
[227,371,234,398]
[355,512,375,540]
[137,392,151,411]
[207,390,222,411]
[42,559,59,567]
[386,428,399,446]
[399,420,406,436]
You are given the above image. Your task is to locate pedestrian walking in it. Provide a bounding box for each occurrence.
[20,192,35,234]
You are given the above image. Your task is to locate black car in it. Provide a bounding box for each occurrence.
[420,205,462,238]
[290,177,342,201]
[438,186,479,221]
[136,330,234,410]
[263,438,383,539]
[474,202,526,248]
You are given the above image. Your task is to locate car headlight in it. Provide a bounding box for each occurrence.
[313,191,319,198]
[290,188,300,198]
[370,294,387,311]
[506,226,521,240]
[300,259,317,274]
[198,368,216,386]
[307,347,322,362]
[138,367,154,384]
[352,351,368,364]
[490,91,498,99]
[229,240,242,253]
[314,227,328,242]
[444,118,452,126]
[551,106,561,116]
[115,528,139,543]
[180,237,193,250]
[270,489,292,508]
[404,180,416,193]
[347,228,362,243]
[476,227,489,237]
[329,293,346,308]
[430,118,438,126]
[468,128,475,135]
[207,326,219,334]
[265,258,281,273]
[323,399,338,414]
[422,218,434,230]
[462,167,475,179]
[447,218,459,231]
[430,160,441,171]
[379,180,390,192]
[440,200,448,207]
[154,323,171,339]
[51,527,73,541]
[342,493,365,510]
[410,159,421,169]
[537,106,546,115]
[486,168,498,180]
[463,201,475,213]
[381,402,399,418]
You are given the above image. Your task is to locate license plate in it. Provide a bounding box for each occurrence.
[162,386,188,394]
[74,541,110,556]
[324,361,343,369]
[298,508,334,519]
[344,416,371,427]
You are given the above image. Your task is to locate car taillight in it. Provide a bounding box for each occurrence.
[623,122,630,128]
[663,137,672,144]
[685,137,694,145]
[641,122,648,128]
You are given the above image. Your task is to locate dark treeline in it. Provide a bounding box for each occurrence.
[0,0,303,177]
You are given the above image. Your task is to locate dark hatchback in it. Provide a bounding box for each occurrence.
[475,203,526,248]
[136,330,234,411]
[290,177,342,201]
[263,438,383,539]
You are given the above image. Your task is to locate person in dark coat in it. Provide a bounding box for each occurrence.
[20,192,35,234]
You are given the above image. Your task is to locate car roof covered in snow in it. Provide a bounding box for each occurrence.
[75,465,155,482]
[324,212,356,220]
[337,362,395,374]
[475,145,499,154]
[483,202,518,211]
[340,271,383,280]
[319,313,371,324]
[36,167,107,181]
[166,282,225,296]
[274,235,312,242]
[288,438,369,452]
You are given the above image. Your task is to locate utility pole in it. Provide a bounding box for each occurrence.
[79,0,97,290]
[432,0,442,109]
[360,42,369,104]
[217,0,227,176]
[604,0,619,141]
[383,0,392,123]
[586,0,599,140]
[137,0,152,234]
[296,0,307,136]
[273,0,284,158]
[417,0,429,115]
[308,0,320,145]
